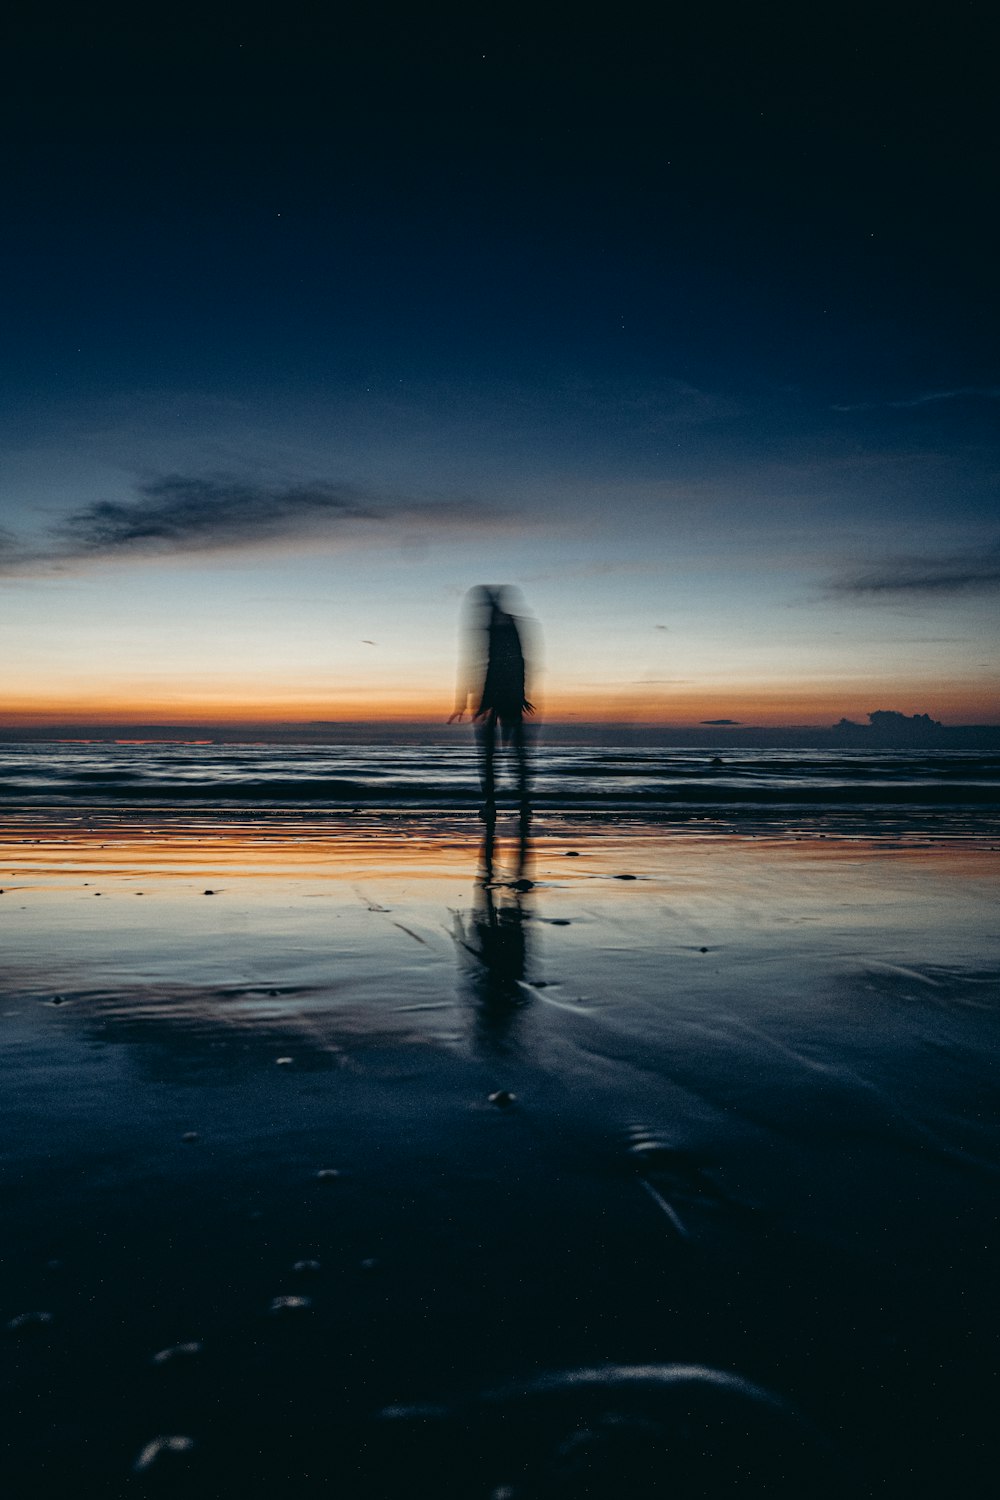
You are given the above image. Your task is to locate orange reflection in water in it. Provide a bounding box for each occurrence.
[3,814,994,889]
[0,818,477,887]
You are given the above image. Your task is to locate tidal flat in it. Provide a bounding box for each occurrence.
[2,813,997,1496]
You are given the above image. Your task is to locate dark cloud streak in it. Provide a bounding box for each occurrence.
[832,388,1000,413]
[1,475,500,574]
[53,476,379,557]
[830,546,1000,599]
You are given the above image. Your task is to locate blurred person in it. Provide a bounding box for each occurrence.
[449,585,536,826]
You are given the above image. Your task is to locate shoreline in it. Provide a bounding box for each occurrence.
[2,802,999,843]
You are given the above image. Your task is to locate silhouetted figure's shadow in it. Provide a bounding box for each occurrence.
[453,818,534,1053]
[449,585,536,824]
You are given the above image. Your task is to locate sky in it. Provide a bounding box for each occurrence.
[1,5,997,729]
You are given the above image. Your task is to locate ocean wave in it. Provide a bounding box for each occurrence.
[0,744,998,822]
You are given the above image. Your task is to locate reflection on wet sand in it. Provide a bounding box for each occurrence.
[454,816,534,1052]
[2,816,998,1495]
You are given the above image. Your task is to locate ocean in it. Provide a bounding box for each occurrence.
[1,741,998,835]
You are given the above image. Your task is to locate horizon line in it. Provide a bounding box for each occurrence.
[2,716,999,736]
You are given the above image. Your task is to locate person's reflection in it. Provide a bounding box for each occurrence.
[454,820,534,1053]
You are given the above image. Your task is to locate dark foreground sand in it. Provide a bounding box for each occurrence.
[2,813,998,1497]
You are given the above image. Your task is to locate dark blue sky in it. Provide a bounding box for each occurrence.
[2,5,997,724]
[5,6,996,394]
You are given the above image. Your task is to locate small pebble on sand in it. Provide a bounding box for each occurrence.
[152,1341,203,1365]
[315,1167,341,1181]
[488,1090,516,1108]
[133,1435,195,1474]
[203,889,216,895]
[276,1056,294,1066]
[614,873,637,880]
[181,1131,199,1143]
[269,1294,312,1315]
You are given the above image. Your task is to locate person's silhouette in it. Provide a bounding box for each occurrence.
[449,586,535,824]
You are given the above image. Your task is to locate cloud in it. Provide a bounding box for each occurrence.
[521,559,661,582]
[0,527,26,562]
[0,474,501,574]
[549,376,740,430]
[832,387,1000,412]
[829,544,1000,599]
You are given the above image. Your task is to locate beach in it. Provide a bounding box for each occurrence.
[2,777,998,1495]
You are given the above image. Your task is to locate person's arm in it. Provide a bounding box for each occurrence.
[449,650,476,720]
[448,588,494,722]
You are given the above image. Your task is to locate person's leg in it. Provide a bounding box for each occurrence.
[478,711,497,823]
[513,718,532,878]
[513,719,530,813]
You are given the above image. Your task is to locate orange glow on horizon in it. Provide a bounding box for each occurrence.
[1,676,998,730]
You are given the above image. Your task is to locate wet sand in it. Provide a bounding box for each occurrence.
[2,813,998,1496]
